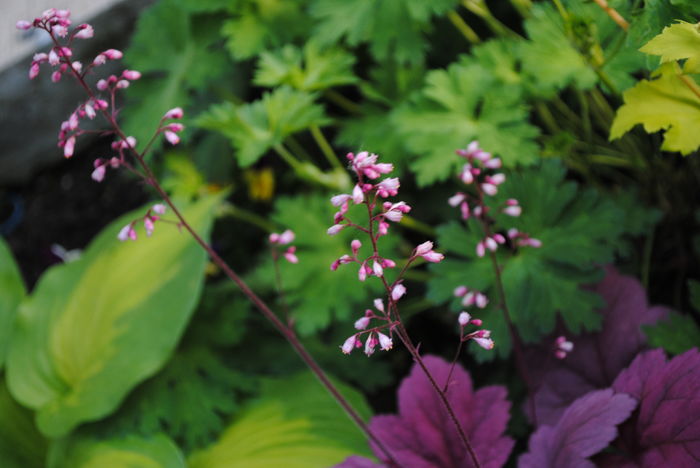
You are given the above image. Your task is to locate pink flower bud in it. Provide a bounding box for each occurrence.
[144,217,155,237]
[493,234,506,244]
[94,99,108,110]
[470,319,482,326]
[458,311,471,326]
[16,20,32,30]
[481,183,497,196]
[555,350,567,359]
[422,251,444,263]
[74,24,94,39]
[377,332,393,351]
[351,239,362,255]
[28,63,40,79]
[110,157,121,168]
[64,136,75,158]
[125,136,137,148]
[377,221,389,236]
[93,54,107,66]
[473,337,495,350]
[528,238,542,248]
[268,233,279,243]
[165,123,184,132]
[103,49,123,60]
[462,291,475,307]
[117,223,134,242]
[475,293,488,309]
[376,177,400,198]
[122,69,141,80]
[91,163,106,182]
[52,25,68,37]
[164,107,184,119]
[460,201,470,220]
[415,241,433,256]
[358,263,367,282]
[485,237,498,251]
[68,112,79,130]
[503,205,521,217]
[448,192,466,207]
[284,246,298,264]
[476,241,485,258]
[364,335,377,356]
[164,131,180,145]
[116,80,130,89]
[341,335,357,354]
[381,258,396,268]
[352,184,364,204]
[278,229,295,245]
[331,194,351,206]
[461,165,474,184]
[484,157,502,169]
[48,49,60,66]
[391,283,406,301]
[372,260,384,277]
[327,224,345,236]
[373,298,384,312]
[490,173,506,185]
[354,316,370,330]
[454,286,468,297]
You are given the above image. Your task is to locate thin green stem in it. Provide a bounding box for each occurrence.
[220,203,277,232]
[447,10,481,44]
[400,215,437,237]
[273,143,305,171]
[310,124,343,170]
[462,0,519,38]
[324,89,363,114]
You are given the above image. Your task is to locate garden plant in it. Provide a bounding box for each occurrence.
[3,0,700,467]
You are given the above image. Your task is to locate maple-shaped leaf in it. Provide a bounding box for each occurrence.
[197,87,329,167]
[640,21,700,70]
[595,349,700,467]
[525,267,668,426]
[254,42,357,91]
[99,345,255,452]
[428,160,653,361]
[519,389,637,468]
[610,62,700,155]
[121,0,229,147]
[393,57,540,186]
[246,194,399,335]
[337,355,513,468]
[309,0,458,64]
[221,0,312,60]
[643,312,700,356]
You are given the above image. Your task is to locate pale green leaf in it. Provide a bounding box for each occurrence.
[610,62,700,155]
[7,195,221,437]
[0,239,25,369]
[0,378,46,468]
[48,433,185,468]
[188,372,372,468]
[640,21,700,64]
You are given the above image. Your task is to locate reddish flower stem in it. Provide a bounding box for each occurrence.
[46,29,401,468]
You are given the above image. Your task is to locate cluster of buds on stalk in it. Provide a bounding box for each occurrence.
[269,229,299,264]
[117,203,167,241]
[458,310,494,350]
[554,335,574,359]
[448,141,540,257]
[328,152,445,356]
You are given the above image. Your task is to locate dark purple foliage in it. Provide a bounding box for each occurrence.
[595,349,700,467]
[526,267,668,425]
[519,389,636,468]
[336,355,514,468]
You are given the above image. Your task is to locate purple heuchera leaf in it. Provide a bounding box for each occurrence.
[596,348,700,467]
[519,389,636,468]
[337,355,514,468]
[526,267,668,425]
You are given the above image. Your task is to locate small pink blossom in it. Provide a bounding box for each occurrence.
[377,332,393,351]
[364,334,378,356]
[351,239,362,255]
[164,107,184,119]
[354,316,371,330]
[476,241,485,257]
[16,20,32,30]
[102,49,123,60]
[91,164,106,182]
[341,335,358,354]
[458,311,471,326]
[376,177,400,198]
[373,298,384,313]
[422,251,444,263]
[331,194,351,206]
[473,336,495,350]
[122,69,141,80]
[63,135,75,158]
[454,286,468,297]
[448,192,466,207]
[372,260,384,277]
[164,131,180,145]
[481,183,497,196]
[152,203,167,215]
[144,217,155,237]
[391,282,406,301]
[327,224,345,236]
[284,246,298,264]
[48,49,60,66]
[415,241,433,256]
[74,24,94,39]
[117,223,137,242]
[29,63,40,79]
[358,263,367,282]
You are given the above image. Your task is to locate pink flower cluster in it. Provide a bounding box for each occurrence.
[269,229,299,264]
[554,335,574,359]
[118,203,167,241]
[449,141,540,257]
[453,287,494,350]
[329,152,446,356]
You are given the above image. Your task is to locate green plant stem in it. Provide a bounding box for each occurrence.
[286,135,314,162]
[57,33,401,467]
[324,89,363,114]
[310,124,343,170]
[273,143,305,172]
[576,89,592,142]
[400,215,437,237]
[509,0,532,17]
[447,10,481,44]
[462,0,519,38]
[220,203,277,232]
[534,102,560,134]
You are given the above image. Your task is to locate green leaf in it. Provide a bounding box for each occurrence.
[520,4,597,97]
[197,87,328,167]
[221,0,312,60]
[310,0,458,64]
[48,433,185,468]
[6,195,221,437]
[99,345,256,452]
[247,194,398,335]
[640,20,700,73]
[188,372,372,467]
[254,42,357,91]
[0,377,47,468]
[610,62,700,155]
[122,1,230,147]
[393,57,540,186]
[429,160,649,360]
[0,239,25,369]
[643,312,700,356]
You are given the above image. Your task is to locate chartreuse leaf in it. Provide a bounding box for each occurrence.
[0,377,46,468]
[197,87,329,167]
[188,372,372,468]
[610,63,700,155]
[6,195,221,437]
[254,42,357,91]
[247,194,398,335]
[221,0,312,60]
[640,21,700,70]
[0,239,25,369]
[48,433,185,468]
[122,0,230,147]
[429,160,649,361]
[310,0,458,64]
[393,57,539,186]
